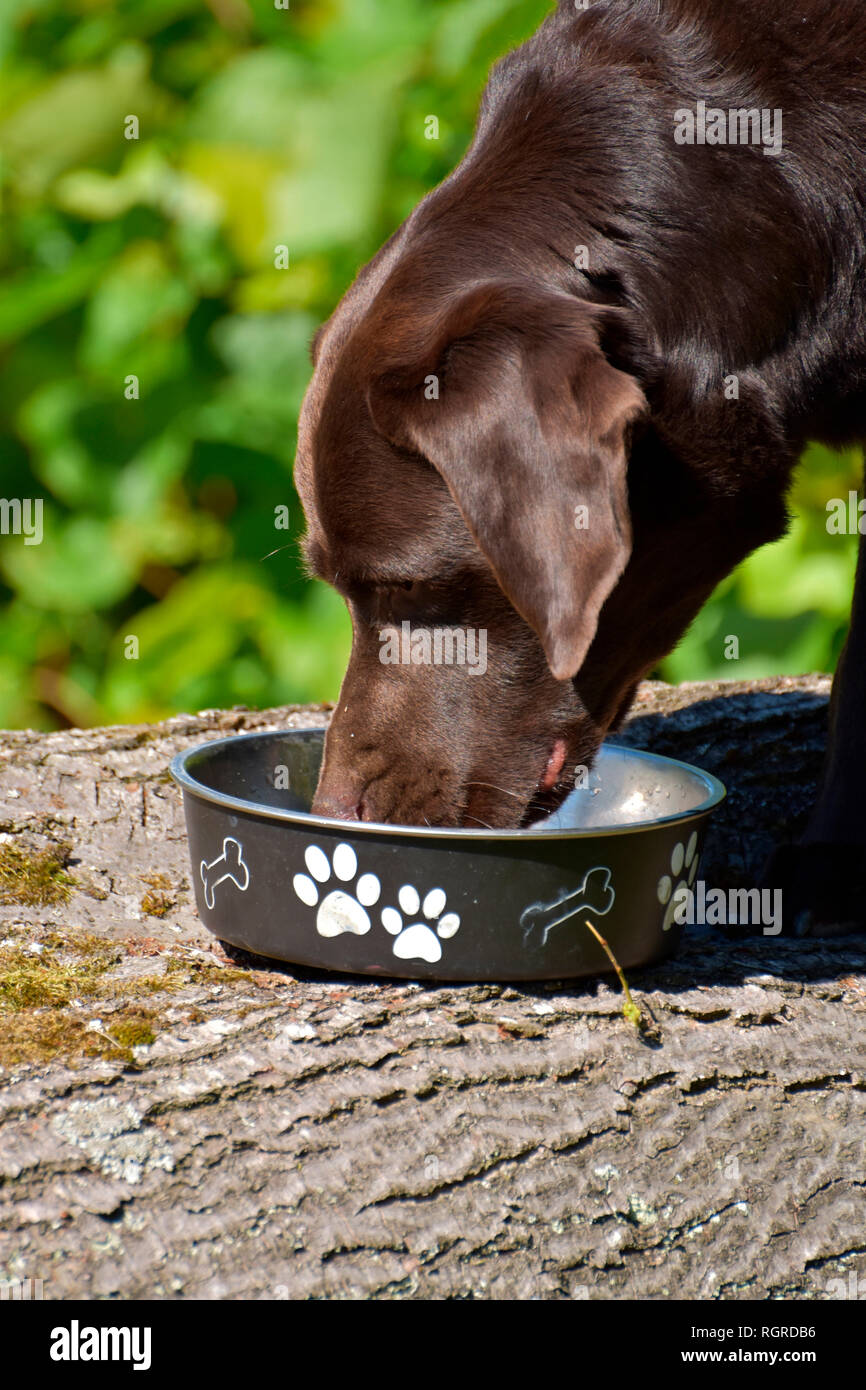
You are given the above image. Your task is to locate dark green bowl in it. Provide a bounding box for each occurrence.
[170,728,725,981]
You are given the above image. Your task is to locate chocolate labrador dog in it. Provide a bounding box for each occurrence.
[294,0,866,933]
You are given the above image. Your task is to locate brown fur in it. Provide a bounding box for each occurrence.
[295,0,866,931]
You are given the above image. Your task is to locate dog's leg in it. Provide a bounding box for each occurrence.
[766,517,866,935]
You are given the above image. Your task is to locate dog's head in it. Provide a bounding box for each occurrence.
[295,277,649,827]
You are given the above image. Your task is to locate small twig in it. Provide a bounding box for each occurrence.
[583,918,656,1036]
[85,1021,121,1048]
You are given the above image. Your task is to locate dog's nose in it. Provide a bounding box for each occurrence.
[312,782,363,822]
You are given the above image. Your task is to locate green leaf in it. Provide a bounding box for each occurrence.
[0,226,123,347]
[0,46,174,195]
[1,514,138,612]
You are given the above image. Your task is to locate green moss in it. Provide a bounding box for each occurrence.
[0,933,118,1009]
[40,930,121,964]
[0,929,162,1066]
[0,951,79,1009]
[140,872,177,918]
[1,1003,159,1067]
[0,842,75,906]
[0,925,267,1069]
[140,889,174,917]
[178,957,258,987]
[107,1008,157,1050]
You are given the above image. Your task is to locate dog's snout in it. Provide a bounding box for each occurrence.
[312,779,363,822]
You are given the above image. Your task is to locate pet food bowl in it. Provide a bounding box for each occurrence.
[170,728,725,981]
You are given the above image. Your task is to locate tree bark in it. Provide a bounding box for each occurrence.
[1,675,864,1300]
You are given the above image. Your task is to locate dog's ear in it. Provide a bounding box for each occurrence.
[366,281,647,680]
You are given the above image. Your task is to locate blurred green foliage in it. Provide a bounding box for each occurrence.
[0,0,861,730]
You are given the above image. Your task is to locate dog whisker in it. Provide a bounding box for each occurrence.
[463,781,528,802]
[259,543,296,562]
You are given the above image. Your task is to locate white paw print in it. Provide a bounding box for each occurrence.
[293,843,381,938]
[381,885,460,963]
[657,830,700,931]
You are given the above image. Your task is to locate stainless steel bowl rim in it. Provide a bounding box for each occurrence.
[169,728,726,841]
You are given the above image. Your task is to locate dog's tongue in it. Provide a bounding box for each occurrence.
[540,738,568,791]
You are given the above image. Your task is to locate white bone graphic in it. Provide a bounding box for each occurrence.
[520,866,615,946]
[200,837,250,910]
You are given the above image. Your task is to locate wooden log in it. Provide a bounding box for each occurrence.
[1,675,864,1300]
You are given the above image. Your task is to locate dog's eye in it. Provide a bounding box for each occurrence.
[393,580,435,601]
[373,580,425,598]
[366,579,440,622]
